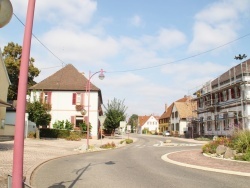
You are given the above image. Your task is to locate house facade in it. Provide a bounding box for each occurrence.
[158,104,172,133]
[159,96,197,137]
[169,96,197,137]
[0,48,12,136]
[28,64,104,139]
[194,59,250,137]
[138,115,159,134]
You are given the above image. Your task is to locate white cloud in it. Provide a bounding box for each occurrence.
[188,0,250,54]
[130,15,144,27]
[12,0,97,26]
[36,28,119,66]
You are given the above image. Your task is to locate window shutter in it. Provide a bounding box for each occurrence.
[231,88,235,99]
[48,92,52,104]
[71,116,75,125]
[40,92,44,103]
[84,116,88,122]
[81,93,84,105]
[72,93,76,105]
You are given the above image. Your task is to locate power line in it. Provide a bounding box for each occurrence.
[13,13,66,69]
[13,13,250,74]
[107,33,250,73]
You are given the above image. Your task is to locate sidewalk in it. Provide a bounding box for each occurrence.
[0,137,127,188]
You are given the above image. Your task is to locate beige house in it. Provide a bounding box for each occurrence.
[0,48,12,136]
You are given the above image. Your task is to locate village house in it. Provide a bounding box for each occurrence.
[28,64,104,139]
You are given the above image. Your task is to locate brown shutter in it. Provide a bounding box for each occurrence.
[48,92,52,104]
[231,88,235,99]
[72,93,76,105]
[71,116,75,125]
[84,116,88,122]
[40,92,44,103]
[81,93,84,105]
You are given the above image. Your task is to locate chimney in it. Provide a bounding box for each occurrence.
[165,103,168,112]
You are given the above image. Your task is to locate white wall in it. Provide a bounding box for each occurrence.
[30,90,100,138]
[5,112,36,137]
[143,116,159,132]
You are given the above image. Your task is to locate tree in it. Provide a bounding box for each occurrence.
[103,98,127,133]
[128,114,138,133]
[2,42,40,100]
[27,101,51,128]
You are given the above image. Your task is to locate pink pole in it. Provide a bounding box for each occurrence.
[87,71,91,149]
[12,0,36,187]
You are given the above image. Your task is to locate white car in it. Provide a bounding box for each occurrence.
[163,131,170,136]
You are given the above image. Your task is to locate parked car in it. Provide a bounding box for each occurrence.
[163,131,170,136]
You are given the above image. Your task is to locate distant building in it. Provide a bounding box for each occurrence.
[138,115,159,134]
[193,58,250,137]
[159,96,197,137]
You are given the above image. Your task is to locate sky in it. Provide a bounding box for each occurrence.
[1,0,250,118]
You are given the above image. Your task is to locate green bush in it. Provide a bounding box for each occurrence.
[40,128,70,138]
[66,131,82,141]
[125,139,133,144]
[53,120,73,130]
[231,130,250,153]
[100,142,116,149]
[202,137,231,154]
[142,128,149,134]
[242,149,250,161]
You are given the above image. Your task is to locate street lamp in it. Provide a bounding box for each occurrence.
[0,0,13,28]
[85,69,105,149]
[11,1,36,187]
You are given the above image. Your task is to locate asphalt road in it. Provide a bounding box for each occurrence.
[31,135,250,188]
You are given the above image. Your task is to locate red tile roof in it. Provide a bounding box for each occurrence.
[29,64,100,91]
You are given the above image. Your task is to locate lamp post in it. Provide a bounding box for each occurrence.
[85,69,105,149]
[11,1,36,187]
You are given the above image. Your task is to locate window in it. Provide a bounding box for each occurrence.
[72,93,84,105]
[172,112,174,119]
[176,123,179,131]
[40,92,51,104]
[175,111,178,118]
[223,114,229,130]
[75,116,83,127]
[171,124,174,131]
[215,121,220,131]
[236,86,241,98]
[207,121,212,131]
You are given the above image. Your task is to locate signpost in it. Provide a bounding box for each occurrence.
[98,115,106,146]
[127,125,131,139]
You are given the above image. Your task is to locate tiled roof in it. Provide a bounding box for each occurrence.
[159,96,192,120]
[138,115,158,126]
[138,115,150,126]
[29,64,100,91]
[174,101,197,119]
[159,103,174,119]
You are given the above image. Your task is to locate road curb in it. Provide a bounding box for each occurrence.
[161,150,250,177]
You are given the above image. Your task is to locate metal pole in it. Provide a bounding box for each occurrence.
[86,71,91,150]
[12,1,36,187]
